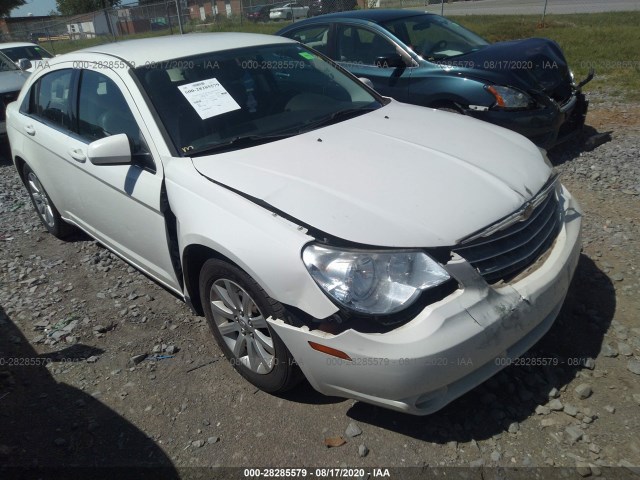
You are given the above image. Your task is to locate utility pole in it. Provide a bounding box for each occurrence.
[541,0,549,25]
[175,0,184,34]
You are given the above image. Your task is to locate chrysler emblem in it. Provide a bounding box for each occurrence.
[519,203,535,222]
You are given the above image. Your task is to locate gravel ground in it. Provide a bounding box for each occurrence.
[1,101,639,478]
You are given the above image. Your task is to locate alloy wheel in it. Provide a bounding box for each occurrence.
[209,279,275,374]
[27,172,55,229]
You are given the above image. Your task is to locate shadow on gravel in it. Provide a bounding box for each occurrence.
[346,254,615,443]
[0,141,11,166]
[277,379,346,407]
[0,305,179,478]
[549,125,613,166]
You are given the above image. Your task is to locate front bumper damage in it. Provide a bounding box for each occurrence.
[269,185,582,415]
[466,70,594,149]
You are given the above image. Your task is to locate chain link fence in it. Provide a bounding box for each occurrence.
[1,0,637,53]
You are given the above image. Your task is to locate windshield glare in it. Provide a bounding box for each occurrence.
[134,44,381,156]
[1,45,53,62]
[382,15,489,61]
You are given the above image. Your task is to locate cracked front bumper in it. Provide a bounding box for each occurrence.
[269,185,582,415]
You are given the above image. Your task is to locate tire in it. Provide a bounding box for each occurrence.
[199,258,302,393]
[22,163,74,239]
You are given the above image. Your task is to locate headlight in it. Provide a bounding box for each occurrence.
[486,85,533,109]
[302,244,450,315]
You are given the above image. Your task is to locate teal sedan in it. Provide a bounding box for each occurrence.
[277,9,593,148]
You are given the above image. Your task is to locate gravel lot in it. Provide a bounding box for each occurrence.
[1,101,639,478]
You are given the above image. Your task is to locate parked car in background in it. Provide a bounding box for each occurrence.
[308,0,356,17]
[245,4,273,22]
[28,32,50,43]
[270,2,309,20]
[7,33,581,415]
[278,9,593,148]
[0,51,29,141]
[0,42,54,72]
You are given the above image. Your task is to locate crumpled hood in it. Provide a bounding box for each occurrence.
[454,38,573,100]
[191,101,552,247]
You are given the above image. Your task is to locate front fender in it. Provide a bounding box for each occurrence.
[164,157,338,319]
[409,72,495,108]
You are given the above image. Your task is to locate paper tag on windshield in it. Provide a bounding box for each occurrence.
[177,78,241,120]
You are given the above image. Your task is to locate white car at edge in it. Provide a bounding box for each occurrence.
[0,51,29,140]
[0,41,54,72]
[269,2,309,20]
[6,33,582,415]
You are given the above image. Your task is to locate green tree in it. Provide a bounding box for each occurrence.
[1,0,26,17]
[55,0,120,16]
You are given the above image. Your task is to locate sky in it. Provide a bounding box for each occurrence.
[11,0,58,17]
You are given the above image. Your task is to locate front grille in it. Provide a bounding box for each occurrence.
[453,185,561,284]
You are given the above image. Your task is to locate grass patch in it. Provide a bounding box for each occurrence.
[44,12,639,100]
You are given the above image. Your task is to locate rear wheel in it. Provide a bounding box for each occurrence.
[199,259,302,393]
[23,163,74,239]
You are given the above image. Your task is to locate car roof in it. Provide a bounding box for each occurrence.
[76,32,295,66]
[0,42,41,49]
[307,8,434,23]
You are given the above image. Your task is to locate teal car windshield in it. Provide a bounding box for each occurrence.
[382,15,489,61]
[134,43,381,156]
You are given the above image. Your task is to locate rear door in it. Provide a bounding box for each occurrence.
[13,66,85,225]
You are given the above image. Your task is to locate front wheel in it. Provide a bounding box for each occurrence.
[199,259,302,393]
[23,163,75,239]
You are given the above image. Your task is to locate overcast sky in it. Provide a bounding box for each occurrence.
[11,0,58,17]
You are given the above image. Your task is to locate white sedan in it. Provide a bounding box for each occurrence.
[0,41,54,72]
[0,51,29,139]
[269,2,309,20]
[7,33,581,415]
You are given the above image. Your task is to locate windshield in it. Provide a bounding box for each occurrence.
[0,45,53,62]
[382,14,489,61]
[134,43,381,156]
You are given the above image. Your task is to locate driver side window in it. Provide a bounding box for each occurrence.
[336,25,398,66]
[77,70,150,160]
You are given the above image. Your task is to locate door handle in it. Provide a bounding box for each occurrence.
[68,148,86,163]
[24,124,35,136]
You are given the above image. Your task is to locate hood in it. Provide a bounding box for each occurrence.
[454,38,573,102]
[191,101,551,247]
[0,69,29,94]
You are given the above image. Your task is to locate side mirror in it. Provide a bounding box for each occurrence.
[17,58,32,71]
[87,133,132,166]
[375,53,405,69]
[358,77,374,89]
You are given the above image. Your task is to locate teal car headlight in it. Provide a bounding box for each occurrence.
[486,85,534,109]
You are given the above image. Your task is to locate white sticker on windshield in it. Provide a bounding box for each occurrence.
[177,78,241,120]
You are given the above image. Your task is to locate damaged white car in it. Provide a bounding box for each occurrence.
[7,33,582,415]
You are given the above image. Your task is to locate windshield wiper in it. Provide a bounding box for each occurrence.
[189,132,296,156]
[302,107,378,132]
